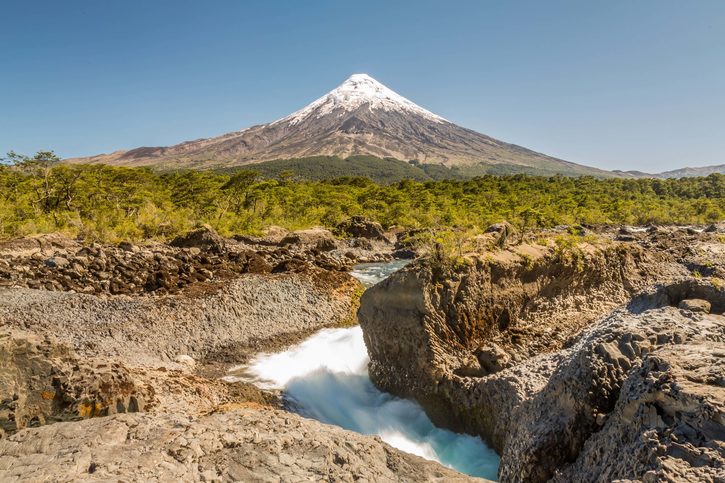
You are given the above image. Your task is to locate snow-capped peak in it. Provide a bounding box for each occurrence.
[273,73,447,126]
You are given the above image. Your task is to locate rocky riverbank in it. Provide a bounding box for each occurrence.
[359,225,725,482]
[0,223,484,481]
[0,227,367,431]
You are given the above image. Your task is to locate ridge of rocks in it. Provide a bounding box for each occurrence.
[0,225,393,296]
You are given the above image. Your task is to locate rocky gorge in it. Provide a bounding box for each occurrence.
[0,220,723,482]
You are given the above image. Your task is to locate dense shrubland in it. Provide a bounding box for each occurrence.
[0,151,723,242]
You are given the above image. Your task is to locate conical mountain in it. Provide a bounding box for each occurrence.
[68,74,611,177]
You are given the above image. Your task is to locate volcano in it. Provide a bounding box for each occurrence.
[67,74,611,177]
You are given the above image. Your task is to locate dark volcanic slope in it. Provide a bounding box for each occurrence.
[67,74,613,177]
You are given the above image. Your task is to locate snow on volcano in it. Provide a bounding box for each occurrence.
[274,73,447,126]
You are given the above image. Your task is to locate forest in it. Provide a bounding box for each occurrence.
[1,151,723,242]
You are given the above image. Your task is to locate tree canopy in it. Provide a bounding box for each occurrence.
[0,153,722,242]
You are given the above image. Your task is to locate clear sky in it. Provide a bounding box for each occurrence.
[1,0,723,172]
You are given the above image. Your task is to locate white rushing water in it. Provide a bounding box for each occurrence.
[227,260,500,480]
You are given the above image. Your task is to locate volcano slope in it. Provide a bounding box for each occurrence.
[359,225,725,482]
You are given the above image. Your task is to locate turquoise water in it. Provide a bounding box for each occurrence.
[229,261,500,480]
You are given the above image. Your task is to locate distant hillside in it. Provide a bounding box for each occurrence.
[615,164,725,179]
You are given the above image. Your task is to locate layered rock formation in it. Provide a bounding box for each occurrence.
[552,340,724,482]
[359,231,725,482]
[0,269,360,369]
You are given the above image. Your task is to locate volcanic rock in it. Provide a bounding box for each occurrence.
[0,409,479,482]
[169,225,226,253]
[678,298,712,313]
[358,235,725,482]
[335,216,388,241]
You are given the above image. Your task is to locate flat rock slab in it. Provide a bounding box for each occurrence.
[0,407,484,482]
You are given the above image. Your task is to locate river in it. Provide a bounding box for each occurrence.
[227,260,500,480]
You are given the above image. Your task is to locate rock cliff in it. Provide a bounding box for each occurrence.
[359,234,725,481]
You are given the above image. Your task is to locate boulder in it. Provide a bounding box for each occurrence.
[678,298,712,313]
[315,237,338,252]
[350,237,374,251]
[272,259,310,273]
[335,216,388,241]
[484,222,517,247]
[280,228,337,247]
[118,241,139,253]
[484,222,516,234]
[475,343,511,374]
[174,354,196,371]
[44,257,70,269]
[245,253,273,274]
[169,225,225,253]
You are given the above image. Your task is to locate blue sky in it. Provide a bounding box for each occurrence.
[1,0,723,172]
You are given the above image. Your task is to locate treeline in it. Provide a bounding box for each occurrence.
[222,155,439,182]
[0,151,723,242]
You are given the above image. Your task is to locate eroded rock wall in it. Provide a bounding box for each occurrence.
[360,242,681,428]
[497,301,724,482]
[0,330,153,436]
[552,342,724,483]
[359,238,725,482]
